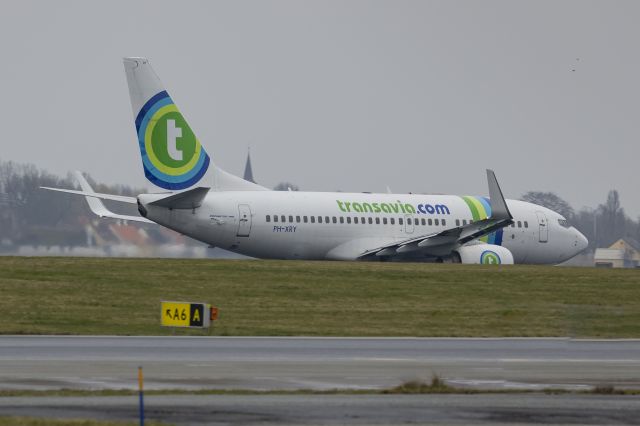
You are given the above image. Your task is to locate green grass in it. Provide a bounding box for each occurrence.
[0,257,638,337]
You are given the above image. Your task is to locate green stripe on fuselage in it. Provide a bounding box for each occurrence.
[462,196,479,220]
[461,196,489,242]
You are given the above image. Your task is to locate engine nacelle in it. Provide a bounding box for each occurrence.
[455,244,514,265]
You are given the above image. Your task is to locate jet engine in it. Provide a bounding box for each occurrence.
[454,244,514,265]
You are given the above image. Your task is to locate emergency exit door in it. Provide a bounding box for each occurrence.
[237,204,252,237]
[535,211,548,243]
[405,214,415,234]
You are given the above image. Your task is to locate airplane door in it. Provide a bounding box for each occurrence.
[237,204,252,237]
[404,214,414,234]
[535,211,548,243]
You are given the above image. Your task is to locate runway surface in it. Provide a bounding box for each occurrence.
[2,394,640,425]
[1,336,640,391]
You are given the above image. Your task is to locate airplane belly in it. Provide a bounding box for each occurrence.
[244,227,340,260]
[501,239,529,264]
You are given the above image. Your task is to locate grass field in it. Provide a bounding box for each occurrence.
[0,257,638,337]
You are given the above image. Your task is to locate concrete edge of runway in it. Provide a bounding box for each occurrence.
[4,335,640,341]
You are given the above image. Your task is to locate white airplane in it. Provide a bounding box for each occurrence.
[43,57,588,264]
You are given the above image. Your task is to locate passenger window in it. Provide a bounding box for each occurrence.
[347,217,351,224]
[274,215,278,223]
[326,216,330,223]
[303,216,308,223]
[281,215,285,223]
[442,219,446,226]
[340,217,344,224]
[383,218,388,225]
[354,217,358,224]
[524,221,528,228]
[266,215,271,222]
[399,218,404,225]
[311,216,316,223]
[289,215,293,222]
[421,218,426,226]
[296,216,301,223]
[434,218,439,226]
[376,217,380,224]
[333,217,337,224]
[317,216,322,224]
[455,219,460,226]
[390,218,395,225]
[368,217,373,224]
[517,221,522,228]
[428,218,433,226]
[361,217,365,224]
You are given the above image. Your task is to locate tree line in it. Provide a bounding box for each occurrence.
[0,160,143,247]
[521,190,639,250]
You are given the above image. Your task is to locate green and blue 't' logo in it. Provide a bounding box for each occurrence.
[135,91,209,190]
[480,250,501,265]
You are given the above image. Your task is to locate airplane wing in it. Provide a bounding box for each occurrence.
[357,169,513,259]
[41,171,154,224]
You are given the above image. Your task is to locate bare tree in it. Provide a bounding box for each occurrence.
[273,182,300,191]
[521,191,574,219]
[599,190,626,246]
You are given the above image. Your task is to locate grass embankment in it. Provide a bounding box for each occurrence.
[0,257,638,337]
[2,378,639,398]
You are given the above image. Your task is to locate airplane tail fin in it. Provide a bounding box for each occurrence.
[123,57,266,192]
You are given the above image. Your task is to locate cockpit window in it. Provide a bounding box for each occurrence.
[558,218,570,228]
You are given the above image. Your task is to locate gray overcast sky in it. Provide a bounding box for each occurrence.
[1,1,638,215]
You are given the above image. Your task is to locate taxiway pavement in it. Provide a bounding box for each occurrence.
[1,336,640,391]
[1,394,640,425]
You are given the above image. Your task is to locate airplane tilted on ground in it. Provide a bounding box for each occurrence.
[43,57,588,264]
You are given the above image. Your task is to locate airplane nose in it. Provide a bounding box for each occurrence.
[574,229,589,253]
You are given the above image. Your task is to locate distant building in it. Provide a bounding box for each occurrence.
[243,149,255,183]
[594,238,640,268]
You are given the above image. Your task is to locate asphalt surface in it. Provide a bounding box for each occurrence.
[1,336,640,391]
[1,394,640,425]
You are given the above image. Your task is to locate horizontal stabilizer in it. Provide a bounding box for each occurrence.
[149,186,210,209]
[41,187,137,204]
[41,171,153,224]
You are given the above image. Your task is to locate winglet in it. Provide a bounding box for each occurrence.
[42,172,152,223]
[72,172,152,223]
[73,171,111,217]
[486,169,513,220]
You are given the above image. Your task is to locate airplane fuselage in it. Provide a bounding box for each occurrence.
[45,58,588,266]
[140,191,587,264]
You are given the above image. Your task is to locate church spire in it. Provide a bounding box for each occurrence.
[243,148,255,183]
